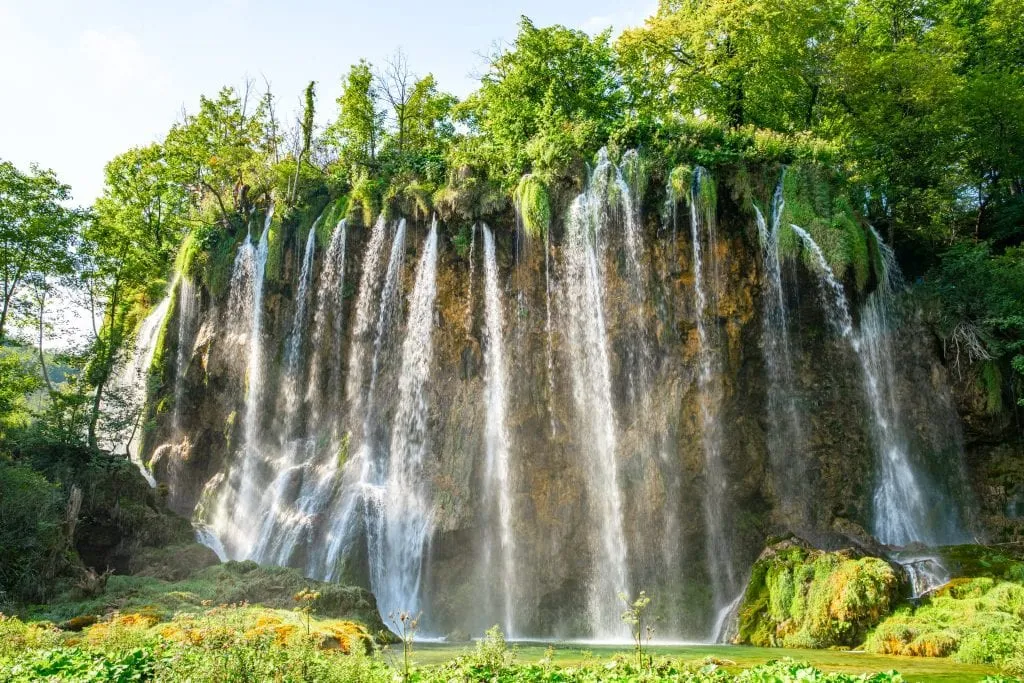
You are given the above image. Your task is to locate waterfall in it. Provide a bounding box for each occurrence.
[113,276,177,486]
[481,225,518,636]
[344,215,390,424]
[372,219,439,619]
[247,217,321,564]
[861,227,964,546]
[306,219,348,432]
[689,168,737,624]
[282,221,319,424]
[756,176,808,521]
[562,165,630,638]
[790,225,961,547]
[172,277,199,433]
[544,225,556,436]
[203,206,272,559]
[321,218,408,579]
[268,219,349,571]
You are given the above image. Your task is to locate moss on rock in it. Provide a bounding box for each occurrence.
[737,537,900,648]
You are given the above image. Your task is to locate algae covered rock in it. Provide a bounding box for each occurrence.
[864,545,1024,674]
[128,542,221,581]
[736,537,900,648]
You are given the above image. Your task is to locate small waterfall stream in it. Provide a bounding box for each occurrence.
[791,225,962,548]
[689,168,737,625]
[172,276,199,433]
[562,165,630,638]
[372,219,439,618]
[115,277,177,486]
[323,219,408,581]
[306,219,348,431]
[481,224,518,636]
[205,207,272,559]
[756,176,808,522]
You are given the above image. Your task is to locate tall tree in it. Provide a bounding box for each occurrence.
[0,161,81,341]
[326,61,385,175]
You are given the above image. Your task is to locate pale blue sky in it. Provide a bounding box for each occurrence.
[0,0,655,204]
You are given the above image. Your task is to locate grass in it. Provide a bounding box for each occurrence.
[396,641,998,682]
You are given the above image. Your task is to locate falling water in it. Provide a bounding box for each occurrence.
[322,219,408,579]
[306,219,348,431]
[465,223,477,333]
[371,219,439,619]
[790,225,959,548]
[246,221,322,564]
[481,225,518,636]
[544,225,556,435]
[276,224,319,433]
[689,168,737,625]
[171,276,199,433]
[755,176,808,519]
[203,206,272,559]
[345,215,390,423]
[562,172,630,638]
[861,227,963,546]
[114,277,177,486]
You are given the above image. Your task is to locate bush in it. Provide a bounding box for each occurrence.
[0,462,67,602]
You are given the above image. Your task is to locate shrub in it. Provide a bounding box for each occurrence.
[0,462,67,602]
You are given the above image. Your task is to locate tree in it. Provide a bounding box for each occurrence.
[325,61,385,175]
[617,0,846,131]
[0,161,82,341]
[456,17,622,185]
[289,80,318,204]
[164,86,271,222]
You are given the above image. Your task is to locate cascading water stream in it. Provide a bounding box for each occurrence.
[371,219,439,619]
[755,176,808,521]
[113,276,178,486]
[202,206,272,559]
[481,225,519,636]
[247,219,322,563]
[321,219,407,580]
[306,219,348,432]
[562,170,630,639]
[790,225,960,548]
[172,277,199,433]
[688,168,737,629]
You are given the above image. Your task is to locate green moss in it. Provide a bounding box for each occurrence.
[513,174,551,240]
[737,540,899,649]
[778,164,871,291]
[981,362,1004,415]
[668,165,694,203]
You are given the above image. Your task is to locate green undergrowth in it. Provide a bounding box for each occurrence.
[778,163,871,291]
[864,546,1024,675]
[737,540,900,649]
[1,614,1007,683]
[21,559,385,634]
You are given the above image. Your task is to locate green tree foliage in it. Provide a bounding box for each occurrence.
[326,61,385,178]
[0,161,82,341]
[455,17,621,186]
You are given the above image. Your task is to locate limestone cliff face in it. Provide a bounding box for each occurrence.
[140,168,986,638]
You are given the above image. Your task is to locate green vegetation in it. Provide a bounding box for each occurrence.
[737,539,900,649]
[0,614,1007,682]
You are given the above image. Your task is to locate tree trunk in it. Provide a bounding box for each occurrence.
[37,289,53,393]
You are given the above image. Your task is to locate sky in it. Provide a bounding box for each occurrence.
[0,0,655,205]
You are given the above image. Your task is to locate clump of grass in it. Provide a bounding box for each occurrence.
[513,174,551,240]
